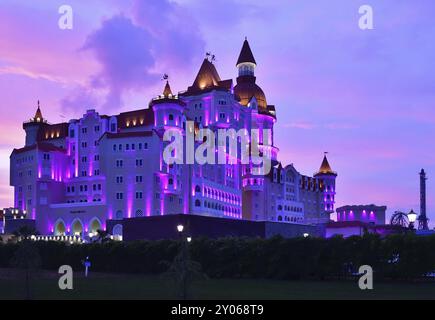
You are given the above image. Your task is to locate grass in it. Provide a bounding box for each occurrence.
[0,269,434,300]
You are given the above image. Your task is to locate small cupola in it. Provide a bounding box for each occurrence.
[34,100,44,123]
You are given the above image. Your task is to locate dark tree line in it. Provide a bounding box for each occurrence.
[0,233,434,281]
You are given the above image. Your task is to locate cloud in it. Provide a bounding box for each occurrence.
[282,121,358,130]
[82,14,158,110]
[131,0,205,73]
[283,121,316,130]
[178,0,266,29]
[75,0,205,111]
[0,66,68,84]
[60,85,101,113]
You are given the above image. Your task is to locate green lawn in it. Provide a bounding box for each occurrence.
[1,269,434,300]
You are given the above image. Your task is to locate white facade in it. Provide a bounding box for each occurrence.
[9,40,337,236]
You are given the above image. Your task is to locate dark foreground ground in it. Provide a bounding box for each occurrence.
[0,268,434,300]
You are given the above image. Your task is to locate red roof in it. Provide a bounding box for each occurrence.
[38,123,69,141]
[103,131,153,140]
[11,142,66,155]
[117,108,154,129]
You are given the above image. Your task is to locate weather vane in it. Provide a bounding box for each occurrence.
[162,73,169,81]
[205,52,216,63]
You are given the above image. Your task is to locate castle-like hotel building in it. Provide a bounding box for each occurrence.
[10,40,337,237]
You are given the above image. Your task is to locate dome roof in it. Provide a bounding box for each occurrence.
[234,76,267,110]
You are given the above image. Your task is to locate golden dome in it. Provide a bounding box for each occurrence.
[234,77,267,110]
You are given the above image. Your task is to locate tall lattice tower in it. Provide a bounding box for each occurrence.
[419,169,429,230]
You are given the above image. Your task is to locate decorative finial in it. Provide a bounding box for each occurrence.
[162,74,169,81]
[37,100,40,108]
[205,52,216,63]
[324,151,329,156]
[245,36,247,41]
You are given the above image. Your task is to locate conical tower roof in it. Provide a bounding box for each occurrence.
[315,154,337,176]
[236,38,257,67]
[34,100,43,122]
[190,58,221,91]
[163,81,172,97]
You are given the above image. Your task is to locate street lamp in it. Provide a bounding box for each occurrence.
[408,210,417,230]
[187,236,192,243]
[177,224,184,233]
[303,233,309,238]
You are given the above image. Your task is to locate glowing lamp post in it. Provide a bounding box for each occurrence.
[177,224,184,233]
[408,210,417,230]
[82,256,91,277]
[176,223,188,299]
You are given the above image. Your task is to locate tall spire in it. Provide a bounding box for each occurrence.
[163,81,172,97]
[236,38,257,67]
[419,169,429,230]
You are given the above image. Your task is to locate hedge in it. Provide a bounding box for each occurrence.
[1,233,434,280]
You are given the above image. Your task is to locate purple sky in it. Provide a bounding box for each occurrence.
[0,0,434,226]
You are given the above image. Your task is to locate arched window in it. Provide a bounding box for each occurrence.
[195,185,201,193]
[168,178,173,185]
[54,220,66,236]
[169,114,174,121]
[89,218,102,233]
[135,210,143,217]
[278,205,283,211]
[195,199,201,207]
[112,224,123,238]
[278,216,283,222]
[72,219,83,236]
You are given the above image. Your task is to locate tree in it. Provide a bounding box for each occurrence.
[163,240,207,299]
[13,226,39,241]
[10,240,41,299]
[94,229,111,243]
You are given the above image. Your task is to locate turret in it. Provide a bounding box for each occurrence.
[23,100,47,146]
[234,38,268,111]
[314,153,337,214]
[236,37,257,77]
[150,81,186,130]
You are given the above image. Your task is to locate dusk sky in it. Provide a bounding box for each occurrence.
[0,0,434,225]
